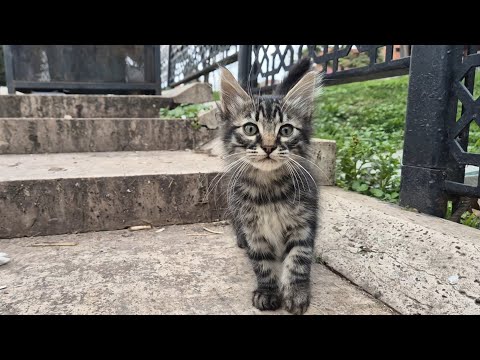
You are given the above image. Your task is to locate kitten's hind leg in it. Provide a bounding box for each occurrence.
[247,242,282,311]
[281,232,315,315]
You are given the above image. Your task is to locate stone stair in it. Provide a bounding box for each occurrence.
[0,83,336,240]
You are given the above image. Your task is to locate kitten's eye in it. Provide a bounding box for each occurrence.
[279,124,294,137]
[243,123,258,136]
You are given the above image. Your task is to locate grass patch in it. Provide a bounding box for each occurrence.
[314,76,409,203]
[314,75,480,204]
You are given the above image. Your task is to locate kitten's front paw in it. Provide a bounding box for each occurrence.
[283,288,310,315]
[252,289,281,311]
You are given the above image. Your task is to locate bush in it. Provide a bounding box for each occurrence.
[314,76,408,203]
[313,74,480,209]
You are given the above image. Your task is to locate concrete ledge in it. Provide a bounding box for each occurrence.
[0,222,392,315]
[0,173,226,239]
[0,118,217,154]
[161,83,213,105]
[0,84,212,118]
[316,186,480,315]
[310,139,336,186]
[0,151,227,238]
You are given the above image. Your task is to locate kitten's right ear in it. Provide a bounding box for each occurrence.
[219,67,250,116]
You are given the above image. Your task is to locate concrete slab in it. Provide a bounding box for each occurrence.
[316,186,480,315]
[0,84,211,118]
[0,222,393,315]
[0,151,223,181]
[0,145,337,238]
[0,151,227,238]
[161,83,213,104]
[0,118,217,154]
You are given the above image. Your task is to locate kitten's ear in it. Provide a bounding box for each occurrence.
[283,70,323,118]
[219,67,250,115]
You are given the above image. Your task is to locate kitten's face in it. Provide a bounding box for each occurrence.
[219,68,320,172]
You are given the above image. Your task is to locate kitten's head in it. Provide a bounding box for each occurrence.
[218,65,322,172]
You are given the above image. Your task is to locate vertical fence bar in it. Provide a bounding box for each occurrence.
[3,45,15,94]
[167,45,172,88]
[154,45,161,95]
[399,45,463,217]
[238,45,252,88]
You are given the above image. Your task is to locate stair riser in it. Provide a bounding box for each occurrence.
[0,174,228,239]
[0,95,174,118]
[0,83,213,118]
[0,118,217,154]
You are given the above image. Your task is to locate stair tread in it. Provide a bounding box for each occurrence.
[0,150,223,182]
[0,221,393,315]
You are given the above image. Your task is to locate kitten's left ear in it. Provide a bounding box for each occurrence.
[219,67,250,116]
[283,70,323,118]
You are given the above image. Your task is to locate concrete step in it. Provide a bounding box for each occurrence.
[0,151,226,239]
[0,139,336,239]
[0,222,394,315]
[0,118,217,154]
[0,83,212,118]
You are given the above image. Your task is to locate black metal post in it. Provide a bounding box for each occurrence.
[154,45,161,95]
[3,45,15,94]
[167,45,172,88]
[399,45,463,217]
[238,45,252,89]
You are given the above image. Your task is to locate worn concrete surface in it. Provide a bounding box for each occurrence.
[0,222,393,315]
[310,139,336,186]
[0,118,217,154]
[316,186,480,315]
[0,151,227,238]
[0,144,337,238]
[0,151,223,181]
[0,84,212,118]
[161,83,213,105]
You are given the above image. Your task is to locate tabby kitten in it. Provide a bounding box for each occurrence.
[218,58,322,315]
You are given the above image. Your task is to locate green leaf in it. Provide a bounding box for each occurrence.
[370,189,384,198]
[358,184,369,192]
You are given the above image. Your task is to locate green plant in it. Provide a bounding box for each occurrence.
[314,73,480,213]
[314,76,408,203]
[159,103,212,119]
[159,103,213,130]
[460,211,480,229]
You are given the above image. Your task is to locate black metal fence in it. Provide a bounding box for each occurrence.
[3,45,162,94]
[3,44,478,218]
[400,45,480,217]
[162,44,479,219]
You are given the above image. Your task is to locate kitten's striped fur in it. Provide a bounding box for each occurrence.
[218,59,322,315]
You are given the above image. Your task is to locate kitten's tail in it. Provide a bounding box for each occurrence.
[274,57,313,96]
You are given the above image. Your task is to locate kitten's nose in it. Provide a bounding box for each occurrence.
[262,146,276,155]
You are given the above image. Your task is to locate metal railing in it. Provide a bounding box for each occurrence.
[3,44,477,218]
[163,44,480,219]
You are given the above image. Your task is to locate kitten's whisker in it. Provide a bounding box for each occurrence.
[203,157,247,200]
[288,159,308,193]
[228,161,249,202]
[288,153,329,178]
[289,158,317,189]
[207,157,243,191]
[226,162,244,202]
[285,162,299,205]
[221,152,244,160]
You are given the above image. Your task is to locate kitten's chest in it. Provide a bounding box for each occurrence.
[243,201,300,246]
